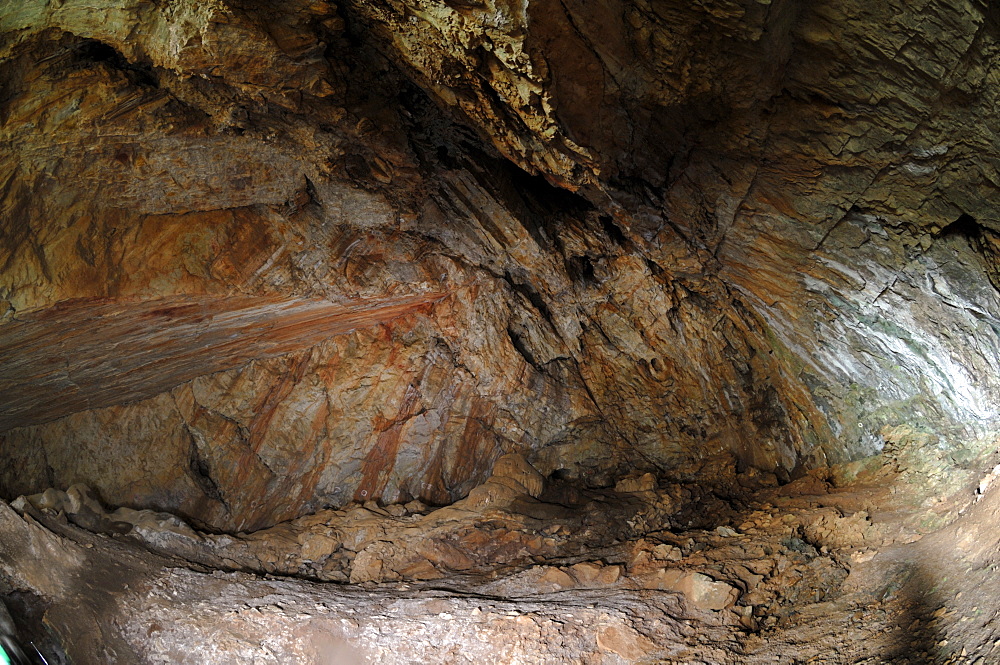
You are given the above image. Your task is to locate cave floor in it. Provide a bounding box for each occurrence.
[2,443,1000,665]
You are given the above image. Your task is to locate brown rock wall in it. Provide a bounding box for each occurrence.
[3,0,1000,530]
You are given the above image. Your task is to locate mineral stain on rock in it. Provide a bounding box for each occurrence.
[0,293,445,432]
[2,0,1000,662]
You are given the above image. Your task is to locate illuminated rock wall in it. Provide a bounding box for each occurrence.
[2,0,1000,530]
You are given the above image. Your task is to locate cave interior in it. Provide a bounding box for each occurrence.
[2,0,1000,663]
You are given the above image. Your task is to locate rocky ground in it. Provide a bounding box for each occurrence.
[2,436,999,664]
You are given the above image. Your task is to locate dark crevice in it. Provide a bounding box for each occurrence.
[76,39,121,64]
[564,254,597,284]
[980,0,1000,39]
[75,39,159,88]
[601,215,628,246]
[506,325,540,369]
[502,271,556,330]
[185,428,228,509]
[457,142,593,252]
[936,213,981,240]
[501,159,593,216]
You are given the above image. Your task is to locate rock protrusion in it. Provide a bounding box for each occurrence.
[13,484,199,542]
[466,453,546,508]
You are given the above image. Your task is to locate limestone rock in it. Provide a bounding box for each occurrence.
[636,569,739,611]
[652,544,683,562]
[465,453,547,509]
[349,545,394,583]
[801,509,873,550]
[491,453,546,498]
[568,562,621,587]
[596,624,657,661]
[15,485,202,546]
[2,446,998,662]
[978,464,1000,501]
[4,0,1000,534]
[615,472,657,494]
[535,567,576,592]
[404,500,429,515]
[298,531,341,563]
[3,0,1000,662]
[0,500,692,664]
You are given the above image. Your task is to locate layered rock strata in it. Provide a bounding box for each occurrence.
[3,443,1000,663]
[3,0,1000,531]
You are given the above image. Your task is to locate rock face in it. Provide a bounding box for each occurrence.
[4,445,1000,663]
[2,0,1000,543]
[6,1,1000,660]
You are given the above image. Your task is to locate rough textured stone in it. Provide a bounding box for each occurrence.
[4,442,999,662]
[595,623,657,661]
[490,453,546,498]
[4,0,1000,661]
[0,293,443,432]
[5,0,1000,530]
[615,472,657,494]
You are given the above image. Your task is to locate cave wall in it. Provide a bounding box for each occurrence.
[2,0,1000,530]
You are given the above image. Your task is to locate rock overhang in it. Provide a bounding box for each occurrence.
[1,0,999,529]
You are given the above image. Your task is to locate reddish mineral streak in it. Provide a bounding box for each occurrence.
[0,293,446,432]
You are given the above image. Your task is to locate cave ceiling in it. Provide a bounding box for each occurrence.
[2,0,1000,531]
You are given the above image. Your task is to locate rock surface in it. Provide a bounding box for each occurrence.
[3,0,1000,530]
[4,0,1000,661]
[3,444,1000,663]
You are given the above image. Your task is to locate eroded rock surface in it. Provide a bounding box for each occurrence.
[4,0,1000,662]
[3,444,1000,663]
[4,0,1000,530]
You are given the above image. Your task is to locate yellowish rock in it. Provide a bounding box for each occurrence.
[596,623,657,660]
[636,569,738,611]
[615,472,657,493]
[491,453,546,498]
[536,567,576,591]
